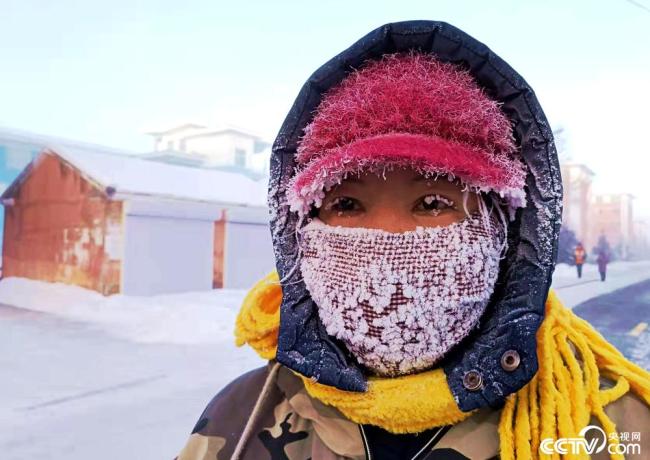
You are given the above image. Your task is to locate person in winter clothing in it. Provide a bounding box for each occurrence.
[597,250,610,282]
[176,21,650,460]
[574,242,587,278]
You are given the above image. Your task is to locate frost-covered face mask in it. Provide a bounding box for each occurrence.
[298,212,505,377]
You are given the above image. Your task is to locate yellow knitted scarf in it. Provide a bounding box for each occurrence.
[235,271,650,460]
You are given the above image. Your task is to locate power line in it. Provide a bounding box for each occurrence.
[624,0,650,14]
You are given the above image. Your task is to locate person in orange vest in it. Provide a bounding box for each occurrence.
[574,242,586,278]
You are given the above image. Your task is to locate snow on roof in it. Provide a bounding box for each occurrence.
[144,122,266,140]
[144,123,207,136]
[5,144,269,207]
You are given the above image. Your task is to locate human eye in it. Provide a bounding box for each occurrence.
[324,196,363,216]
[414,194,456,215]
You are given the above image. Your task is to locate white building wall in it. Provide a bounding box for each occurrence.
[223,207,275,289]
[250,148,271,176]
[121,199,219,295]
[119,197,274,293]
[155,126,206,151]
[185,134,231,165]
[184,132,257,168]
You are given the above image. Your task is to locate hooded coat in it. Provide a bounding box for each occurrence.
[272,18,561,413]
[175,21,650,460]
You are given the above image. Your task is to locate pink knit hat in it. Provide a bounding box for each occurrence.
[287,53,527,217]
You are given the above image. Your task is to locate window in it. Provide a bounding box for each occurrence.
[234,148,246,167]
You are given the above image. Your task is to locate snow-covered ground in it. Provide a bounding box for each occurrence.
[0,277,246,345]
[1,260,649,460]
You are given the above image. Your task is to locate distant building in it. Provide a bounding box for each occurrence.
[0,132,41,190]
[1,145,274,295]
[145,124,271,177]
[560,162,642,260]
[560,163,595,245]
[632,219,650,259]
[590,193,635,259]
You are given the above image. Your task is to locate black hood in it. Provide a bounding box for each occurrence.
[267,20,562,412]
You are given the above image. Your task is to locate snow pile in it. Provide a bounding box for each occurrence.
[0,260,649,347]
[552,261,650,308]
[0,277,247,345]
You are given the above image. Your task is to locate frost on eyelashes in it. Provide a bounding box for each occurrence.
[286,160,527,221]
[298,213,505,377]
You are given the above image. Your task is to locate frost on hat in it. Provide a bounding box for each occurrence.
[287,52,527,217]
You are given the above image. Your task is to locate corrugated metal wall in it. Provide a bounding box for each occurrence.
[2,154,122,294]
[121,212,214,295]
[223,207,275,289]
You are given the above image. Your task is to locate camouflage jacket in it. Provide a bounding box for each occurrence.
[175,362,650,460]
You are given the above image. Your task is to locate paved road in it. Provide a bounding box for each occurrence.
[573,279,650,369]
[0,303,263,460]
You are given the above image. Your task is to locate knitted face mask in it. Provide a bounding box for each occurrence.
[298,212,505,377]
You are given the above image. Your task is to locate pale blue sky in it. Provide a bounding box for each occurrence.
[1,0,650,214]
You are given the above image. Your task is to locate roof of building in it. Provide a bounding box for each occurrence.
[139,149,208,166]
[145,123,267,141]
[144,123,207,136]
[1,144,268,207]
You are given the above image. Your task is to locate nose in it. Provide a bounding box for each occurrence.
[365,207,416,232]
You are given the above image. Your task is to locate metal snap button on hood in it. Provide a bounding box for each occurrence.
[501,350,521,372]
[462,370,483,391]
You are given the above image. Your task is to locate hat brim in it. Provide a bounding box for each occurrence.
[288,133,526,216]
